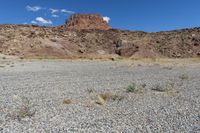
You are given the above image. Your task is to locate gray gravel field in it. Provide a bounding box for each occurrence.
[0,60,199,133]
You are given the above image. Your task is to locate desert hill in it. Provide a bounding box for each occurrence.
[0,14,200,59]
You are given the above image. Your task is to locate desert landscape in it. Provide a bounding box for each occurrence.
[0,14,200,59]
[0,13,200,133]
[0,57,200,132]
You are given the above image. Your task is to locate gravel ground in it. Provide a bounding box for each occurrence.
[0,60,199,133]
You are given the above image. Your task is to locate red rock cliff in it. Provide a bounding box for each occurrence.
[65,14,111,30]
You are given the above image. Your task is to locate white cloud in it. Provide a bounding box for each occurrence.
[50,8,59,14]
[31,17,52,25]
[61,9,75,14]
[103,16,110,23]
[36,17,52,24]
[31,21,37,24]
[26,5,44,12]
[52,14,59,18]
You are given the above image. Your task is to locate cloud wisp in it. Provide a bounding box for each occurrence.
[26,5,45,12]
[61,9,75,14]
[49,8,75,18]
[52,14,59,18]
[26,5,75,20]
[50,8,59,14]
[31,17,52,25]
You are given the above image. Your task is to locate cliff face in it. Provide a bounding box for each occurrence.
[65,14,110,30]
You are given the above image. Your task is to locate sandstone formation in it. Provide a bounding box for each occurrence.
[65,14,110,30]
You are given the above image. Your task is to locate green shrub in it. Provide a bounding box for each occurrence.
[126,83,137,93]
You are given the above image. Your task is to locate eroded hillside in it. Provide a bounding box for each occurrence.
[0,14,200,58]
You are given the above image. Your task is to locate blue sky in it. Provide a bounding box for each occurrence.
[0,0,200,32]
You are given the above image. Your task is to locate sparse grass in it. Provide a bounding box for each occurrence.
[151,84,167,92]
[111,94,124,101]
[127,58,200,67]
[10,96,36,121]
[2,57,6,60]
[15,105,35,120]
[151,82,179,96]
[0,65,5,68]
[96,92,124,105]
[87,88,94,94]
[126,83,138,93]
[29,54,123,61]
[100,93,124,101]
[151,82,174,92]
[126,83,146,93]
[179,74,189,80]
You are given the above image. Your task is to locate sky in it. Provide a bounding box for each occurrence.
[0,0,200,32]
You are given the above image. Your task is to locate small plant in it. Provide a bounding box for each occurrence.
[99,93,113,101]
[16,105,35,120]
[96,95,105,105]
[87,88,94,94]
[151,82,174,92]
[151,84,166,92]
[96,93,124,105]
[2,57,6,60]
[63,98,72,105]
[9,96,36,121]
[126,83,138,93]
[112,95,124,102]
[179,74,189,80]
[101,93,124,101]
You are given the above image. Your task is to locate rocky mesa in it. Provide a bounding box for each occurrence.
[0,13,200,59]
[65,14,111,30]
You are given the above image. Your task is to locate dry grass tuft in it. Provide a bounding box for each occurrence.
[151,82,176,93]
[96,93,124,105]
[96,95,105,105]
[9,96,36,121]
[63,98,72,105]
